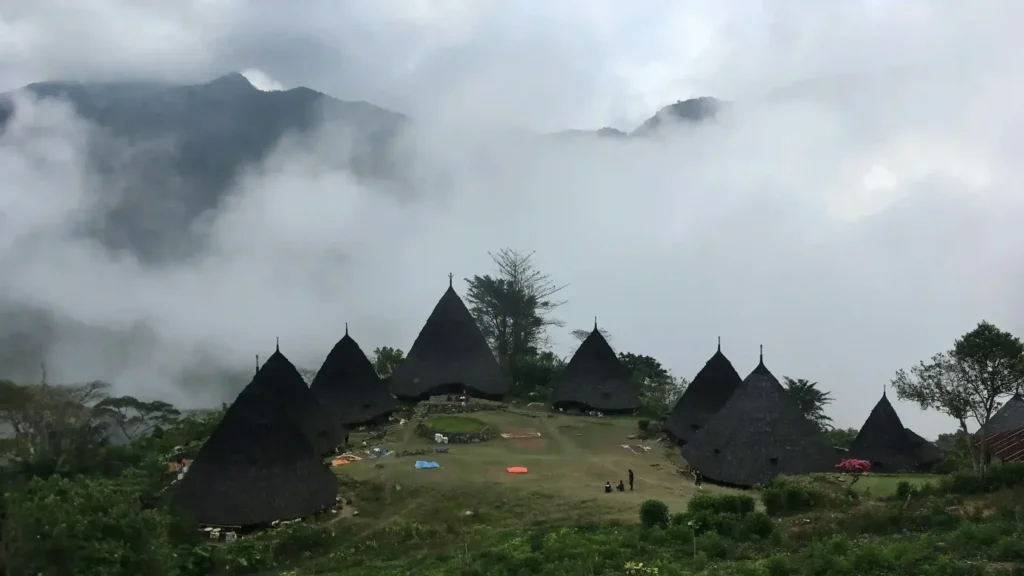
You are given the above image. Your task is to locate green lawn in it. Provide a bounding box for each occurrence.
[846,473,942,496]
[340,410,731,521]
[422,416,489,433]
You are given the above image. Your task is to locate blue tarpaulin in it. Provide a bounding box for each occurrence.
[414,460,439,469]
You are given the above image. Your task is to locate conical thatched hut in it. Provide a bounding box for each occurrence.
[551,323,640,413]
[848,392,919,472]
[980,394,1024,437]
[390,276,509,401]
[905,428,944,469]
[665,338,742,444]
[171,351,339,527]
[253,349,347,455]
[976,394,1024,463]
[311,326,396,427]
[680,347,838,487]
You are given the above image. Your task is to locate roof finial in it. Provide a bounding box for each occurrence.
[883,384,887,397]
[594,316,598,330]
[759,344,763,363]
[717,336,721,352]
[448,272,453,287]
[275,337,279,352]
[255,354,260,375]
[345,322,348,336]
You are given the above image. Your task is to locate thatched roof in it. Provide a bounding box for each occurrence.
[551,324,640,412]
[665,339,742,443]
[310,327,397,427]
[980,394,1024,438]
[171,352,338,527]
[680,350,838,487]
[390,279,509,401]
[260,349,346,455]
[905,428,944,467]
[848,392,919,472]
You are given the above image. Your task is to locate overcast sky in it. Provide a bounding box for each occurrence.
[2,0,1024,438]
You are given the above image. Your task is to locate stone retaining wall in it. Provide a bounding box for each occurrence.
[422,403,500,415]
[415,421,498,444]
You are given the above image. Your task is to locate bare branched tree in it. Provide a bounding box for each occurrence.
[465,249,567,369]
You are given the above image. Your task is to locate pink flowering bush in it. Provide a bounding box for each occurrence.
[836,459,871,473]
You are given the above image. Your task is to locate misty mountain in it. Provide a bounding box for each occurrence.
[550,99,722,139]
[0,73,719,395]
[0,72,720,262]
[0,73,409,263]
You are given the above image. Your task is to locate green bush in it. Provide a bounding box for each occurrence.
[760,476,840,516]
[939,462,1024,495]
[638,419,651,432]
[639,499,670,528]
[895,480,916,499]
[687,493,756,516]
[1,475,176,576]
[740,512,776,539]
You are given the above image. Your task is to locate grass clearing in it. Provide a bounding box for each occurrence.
[422,415,489,433]
[340,410,733,523]
[848,473,943,497]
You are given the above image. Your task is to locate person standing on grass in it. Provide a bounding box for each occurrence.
[628,469,634,491]
[693,469,704,491]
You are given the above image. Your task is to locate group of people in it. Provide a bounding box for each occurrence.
[602,468,704,493]
[604,469,635,493]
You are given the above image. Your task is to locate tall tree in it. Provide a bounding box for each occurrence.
[618,352,687,418]
[0,380,111,476]
[783,377,834,430]
[892,321,1024,471]
[94,396,181,441]
[464,249,567,370]
[823,427,858,449]
[372,346,405,379]
[508,351,567,400]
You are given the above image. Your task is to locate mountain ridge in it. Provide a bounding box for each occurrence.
[0,72,720,263]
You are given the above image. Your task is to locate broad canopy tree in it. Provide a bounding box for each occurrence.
[371,346,405,379]
[94,396,181,442]
[618,352,687,418]
[783,377,834,431]
[892,320,1024,471]
[464,249,567,371]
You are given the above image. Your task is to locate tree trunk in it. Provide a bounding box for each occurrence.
[960,419,982,473]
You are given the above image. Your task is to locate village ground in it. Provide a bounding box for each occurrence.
[333,409,941,524]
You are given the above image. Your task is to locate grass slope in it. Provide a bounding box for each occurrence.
[217,408,983,575]
[340,410,732,520]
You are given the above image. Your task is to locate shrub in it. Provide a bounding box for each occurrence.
[761,476,840,516]
[687,493,756,516]
[695,531,729,559]
[836,459,871,473]
[1,475,176,576]
[740,512,776,539]
[764,554,797,576]
[992,536,1024,561]
[639,499,670,528]
[681,510,739,537]
[895,480,916,499]
[939,462,1024,495]
[638,419,651,432]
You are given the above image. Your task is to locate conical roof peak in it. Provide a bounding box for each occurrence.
[665,341,743,443]
[552,321,639,412]
[980,393,1024,437]
[389,281,509,400]
[311,329,396,426]
[681,353,837,486]
[848,390,918,472]
[173,344,341,526]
